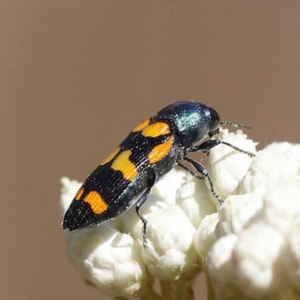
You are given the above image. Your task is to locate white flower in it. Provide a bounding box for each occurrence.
[61,169,202,298]
[194,212,219,258]
[285,225,300,292]
[203,141,300,299]
[140,204,197,281]
[232,222,286,298]
[206,234,242,300]
[206,129,257,203]
[176,177,216,228]
[61,129,300,299]
[66,224,149,298]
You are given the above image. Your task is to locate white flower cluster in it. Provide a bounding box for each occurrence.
[60,129,300,299]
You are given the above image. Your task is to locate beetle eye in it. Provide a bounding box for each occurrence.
[208,108,220,133]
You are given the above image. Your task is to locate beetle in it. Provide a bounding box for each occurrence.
[63,100,254,246]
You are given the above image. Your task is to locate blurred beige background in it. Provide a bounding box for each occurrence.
[1,1,300,299]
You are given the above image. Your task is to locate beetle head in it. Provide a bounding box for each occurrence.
[155,101,220,148]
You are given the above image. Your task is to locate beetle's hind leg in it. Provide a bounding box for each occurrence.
[135,169,156,248]
[135,188,152,248]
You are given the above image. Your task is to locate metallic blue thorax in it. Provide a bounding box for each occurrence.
[155,101,220,147]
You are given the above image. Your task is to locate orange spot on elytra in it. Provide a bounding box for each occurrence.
[132,118,150,132]
[84,191,108,214]
[75,188,84,200]
[111,150,137,181]
[100,147,121,165]
[142,122,171,138]
[149,136,174,164]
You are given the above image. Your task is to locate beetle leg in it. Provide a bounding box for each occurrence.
[135,169,156,248]
[191,139,255,157]
[135,189,151,248]
[177,162,205,180]
[183,157,224,204]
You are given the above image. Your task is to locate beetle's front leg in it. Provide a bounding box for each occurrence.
[191,139,255,157]
[177,162,205,180]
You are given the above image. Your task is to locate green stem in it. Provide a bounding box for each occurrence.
[140,286,164,300]
[160,279,196,300]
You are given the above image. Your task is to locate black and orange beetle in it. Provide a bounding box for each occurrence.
[63,101,254,246]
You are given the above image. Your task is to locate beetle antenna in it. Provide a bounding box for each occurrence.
[220,121,251,130]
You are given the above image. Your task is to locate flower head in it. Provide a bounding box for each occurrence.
[61,129,300,299]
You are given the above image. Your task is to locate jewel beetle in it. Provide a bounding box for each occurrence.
[63,100,254,246]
